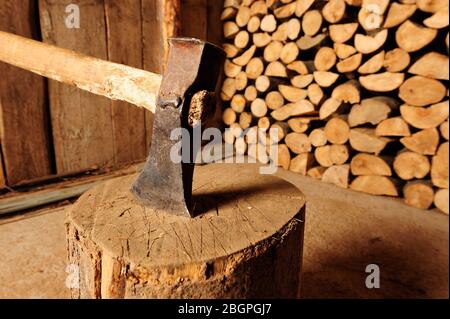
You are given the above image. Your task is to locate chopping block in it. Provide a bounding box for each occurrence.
[66,163,305,299]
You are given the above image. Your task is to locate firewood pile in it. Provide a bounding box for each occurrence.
[220,0,449,214]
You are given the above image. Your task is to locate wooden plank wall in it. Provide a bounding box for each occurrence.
[0,0,223,189]
[0,0,53,185]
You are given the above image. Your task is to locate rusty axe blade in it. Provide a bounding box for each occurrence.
[130,38,225,218]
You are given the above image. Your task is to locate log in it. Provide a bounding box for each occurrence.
[423,6,449,29]
[250,0,268,15]
[265,61,288,77]
[332,80,360,104]
[354,30,388,54]
[393,151,431,180]
[348,97,392,127]
[247,16,261,33]
[271,122,289,143]
[416,0,447,13]
[319,97,342,120]
[434,189,449,214]
[334,43,357,59]
[231,94,247,113]
[308,84,324,105]
[271,144,291,170]
[400,101,449,129]
[400,128,440,155]
[314,71,340,88]
[330,23,359,44]
[251,98,268,118]
[233,45,257,66]
[258,117,271,131]
[408,52,449,81]
[302,10,323,36]
[261,14,277,32]
[349,128,390,154]
[309,128,328,147]
[322,165,350,189]
[279,85,308,102]
[253,32,272,47]
[399,76,447,106]
[236,6,252,27]
[350,176,399,196]
[224,21,240,39]
[431,142,449,189]
[223,43,240,58]
[396,20,438,52]
[314,145,349,167]
[288,117,312,133]
[383,3,416,28]
[291,75,314,89]
[376,117,411,137]
[265,91,285,110]
[224,60,242,77]
[324,117,350,145]
[287,61,310,75]
[384,48,410,73]
[307,166,327,180]
[245,85,258,102]
[255,75,271,92]
[239,111,253,129]
[336,53,363,73]
[221,78,237,101]
[359,72,405,92]
[290,153,315,175]
[235,71,248,91]
[296,0,315,17]
[264,41,283,62]
[322,0,347,23]
[67,164,306,298]
[223,108,237,125]
[274,2,297,19]
[246,57,265,79]
[403,181,435,210]
[271,100,315,121]
[285,133,312,154]
[351,153,392,176]
[358,50,385,74]
[235,30,250,48]
[297,34,327,50]
[280,42,300,64]
[314,47,337,72]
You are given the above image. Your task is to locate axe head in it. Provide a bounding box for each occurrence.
[130,38,225,217]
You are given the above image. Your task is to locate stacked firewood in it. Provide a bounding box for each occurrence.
[220,0,449,214]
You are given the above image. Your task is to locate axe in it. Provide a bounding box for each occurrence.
[0,31,225,218]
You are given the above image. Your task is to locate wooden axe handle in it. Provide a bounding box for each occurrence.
[0,31,162,113]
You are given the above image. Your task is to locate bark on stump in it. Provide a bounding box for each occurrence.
[66,163,306,299]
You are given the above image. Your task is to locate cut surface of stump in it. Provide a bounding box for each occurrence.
[67,163,306,299]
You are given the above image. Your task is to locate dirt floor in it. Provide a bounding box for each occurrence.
[0,167,448,299]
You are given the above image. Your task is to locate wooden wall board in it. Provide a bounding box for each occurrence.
[104,0,147,165]
[39,0,115,174]
[0,0,52,185]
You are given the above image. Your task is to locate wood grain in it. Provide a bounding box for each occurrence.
[104,0,147,165]
[0,0,52,185]
[39,0,115,174]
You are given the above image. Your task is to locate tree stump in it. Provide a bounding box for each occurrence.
[66,163,306,299]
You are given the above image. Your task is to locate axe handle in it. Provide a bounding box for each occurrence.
[0,31,161,113]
